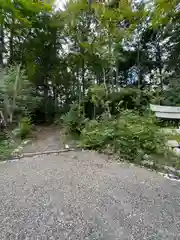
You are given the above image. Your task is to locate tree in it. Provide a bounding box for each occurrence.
[1,0,180,126]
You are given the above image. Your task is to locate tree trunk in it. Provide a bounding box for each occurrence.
[156,41,163,91]
[0,14,4,68]
[103,68,111,118]
[9,19,15,65]
[108,29,114,90]
[53,85,58,113]
[10,64,21,124]
[81,57,85,96]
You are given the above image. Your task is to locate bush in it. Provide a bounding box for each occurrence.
[13,117,32,139]
[109,88,150,114]
[80,111,168,163]
[83,87,150,119]
[0,131,17,161]
[112,111,167,161]
[0,65,41,126]
[80,119,114,148]
[0,140,14,160]
[61,104,88,133]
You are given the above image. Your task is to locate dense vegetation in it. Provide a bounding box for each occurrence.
[0,0,180,166]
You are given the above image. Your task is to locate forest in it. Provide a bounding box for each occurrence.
[0,0,180,168]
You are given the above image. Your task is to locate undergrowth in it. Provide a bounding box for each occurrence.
[80,111,169,164]
[61,105,178,168]
[0,131,16,160]
[12,117,32,139]
[0,140,14,160]
[0,117,33,161]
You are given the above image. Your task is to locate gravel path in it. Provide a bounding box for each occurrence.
[0,150,180,239]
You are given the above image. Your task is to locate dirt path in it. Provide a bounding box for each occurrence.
[0,127,180,239]
[22,126,67,153]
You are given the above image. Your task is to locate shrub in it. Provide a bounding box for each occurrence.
[0,65,41,126]
[83,87,150,119]
[109,88,150,114]
[80,119,114,149]
[0,132,16,161]
[13,117,32,139]
[0,140,14,160]
[61,104,88,133]
[80,111,168,163]
[112,111,167,161]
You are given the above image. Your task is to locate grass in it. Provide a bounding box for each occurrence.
[0,140,15,161]
[0,127,33,161]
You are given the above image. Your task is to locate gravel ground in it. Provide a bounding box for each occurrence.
[0,151,180,239]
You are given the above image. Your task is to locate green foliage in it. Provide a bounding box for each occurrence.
[0,132,15,161]
[61,104,88,133]
[80,111,168,162]
[88,84,107,107]
[109,88,150,113]
[150,77,180,107]
[1,0,180,168]
[13,117,32,139]
[162,79,180,106]
[80,118,114,148]
[0,65,41,125]
[86,84,111,118]
[83,86,150,119]
[113,111,167,161]
[0,140,14,161]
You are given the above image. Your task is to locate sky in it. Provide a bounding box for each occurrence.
[55,0,67,10]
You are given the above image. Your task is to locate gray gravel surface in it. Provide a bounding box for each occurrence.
[0,151,180,240]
